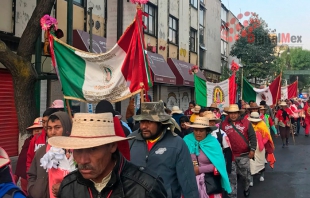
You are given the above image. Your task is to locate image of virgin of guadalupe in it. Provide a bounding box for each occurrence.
[104,67,112,82]
[167,92,178,109]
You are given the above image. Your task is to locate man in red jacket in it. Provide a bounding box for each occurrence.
[221,104,257,198]
[26,108,60,173]
[14,117,43,195]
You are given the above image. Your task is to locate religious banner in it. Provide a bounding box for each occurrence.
[194,74,236,109]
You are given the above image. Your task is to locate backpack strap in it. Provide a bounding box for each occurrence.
[229,121,250,149]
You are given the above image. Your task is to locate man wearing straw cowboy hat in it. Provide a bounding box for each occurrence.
[48,113,167,198]
[220,104,257,198]
[129,101,199,198]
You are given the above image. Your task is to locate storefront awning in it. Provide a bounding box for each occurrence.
[147,52,176,85]
[73,30,106,53]
[167,58,206,87]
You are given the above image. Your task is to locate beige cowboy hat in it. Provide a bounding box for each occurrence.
[248,112,262,122]
[207,103,219,110]
[245,104,251,109]
[191,105,201,113]
[279,101,288,106]
[48,113,133,149]
[203,111,221,123]
[27,117,43,130]
[259,105,267,110]
[133,101,171,122]
[171,106,183,114]
[222,106,229,115]
[0,147,10,168]
[249,102,261,109]
[185,116,210,128]
[226,104,242,113]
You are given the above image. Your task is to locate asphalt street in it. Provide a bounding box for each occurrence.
[238,127,310,198]
[10,127,310,198]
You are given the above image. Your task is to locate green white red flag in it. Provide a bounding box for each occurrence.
[194,74,236,109]
[243,75,281,105]
[49,9,152,103]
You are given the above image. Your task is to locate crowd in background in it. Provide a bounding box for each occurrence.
[1,96,309,198]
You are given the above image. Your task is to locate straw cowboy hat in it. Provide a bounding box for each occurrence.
[208,103,219,110]
[51,99,64,108]
[0,147,10,168]
[133,101,171,122]
[203,111,221,123]
[171,106,183,114]
[185,117,210,128]
[259,105,267,110]
[222,107,229,115]
[245,104,251,109]
[279,101,288,106]
[27,117,43,130]
[48,113,133,149]
[191,105,201,113]
[226,104,242,113]
[247,112,262,122]
[249,102,261,109]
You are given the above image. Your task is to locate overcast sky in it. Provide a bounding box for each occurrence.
[223,0,310,50]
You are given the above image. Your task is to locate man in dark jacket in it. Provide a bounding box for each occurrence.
[220,104,257,198]
[48,113,167,198]
[129,101,199,198]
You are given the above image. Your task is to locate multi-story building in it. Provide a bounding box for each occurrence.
[1,0,238,155]
[220,3,241,78]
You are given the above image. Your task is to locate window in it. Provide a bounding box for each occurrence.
[221,40,228,56]
[169,16,178,44]
[199,8,205,45]
[199,48,204,68]
[190,0,198,8]
[221,7,227,23]
[190,28,197,52]
[144,3,157,36]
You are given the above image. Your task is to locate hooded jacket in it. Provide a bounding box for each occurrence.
[128,128,199,198]
[27,112,72,198]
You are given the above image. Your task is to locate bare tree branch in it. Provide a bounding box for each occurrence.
[17,0,55,61]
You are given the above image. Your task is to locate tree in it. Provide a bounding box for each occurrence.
[286,48,310,92]
[0,0,55,135]
[229,13,277,84]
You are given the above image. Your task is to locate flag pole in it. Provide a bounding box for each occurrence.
[275,73,282,105]
[297,76,299,97]
[65,99,73,121]
[140,89,144,103]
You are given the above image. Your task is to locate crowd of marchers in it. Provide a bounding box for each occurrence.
[1,96,310,198]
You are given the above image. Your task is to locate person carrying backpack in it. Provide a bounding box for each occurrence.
[0,147,26,198]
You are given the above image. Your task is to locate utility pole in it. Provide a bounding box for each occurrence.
[115,0,123,113]
[35,0,42,117]
[67,0,73,45]
[88,7,93,52]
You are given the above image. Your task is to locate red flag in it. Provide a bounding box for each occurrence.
[269,75,281,104]
[229,73,237,104]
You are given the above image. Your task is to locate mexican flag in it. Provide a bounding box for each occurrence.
[242,75,281,105]
[281,81,298,99]
[194,74,236,109]
[50,9,152,103]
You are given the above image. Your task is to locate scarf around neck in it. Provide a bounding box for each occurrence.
[183,133,231,193]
